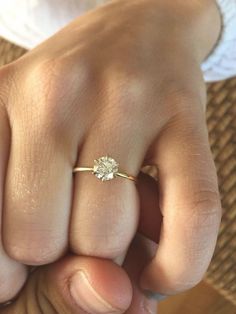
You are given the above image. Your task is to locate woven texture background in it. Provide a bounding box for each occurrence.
[204,78,236,305]
[0,37,236,305]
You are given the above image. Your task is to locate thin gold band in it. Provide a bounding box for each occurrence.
[73,167,138,183]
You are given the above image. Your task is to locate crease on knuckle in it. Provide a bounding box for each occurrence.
[72,230,126,258]
[179,186,222,247]
[191,187,222,220]
[6,236,64,265]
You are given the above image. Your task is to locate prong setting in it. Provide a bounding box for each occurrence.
[93,156,119,181]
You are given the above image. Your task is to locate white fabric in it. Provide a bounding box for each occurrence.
[0,0,235,82]
[0,0,109,48]
[201,0,236,81]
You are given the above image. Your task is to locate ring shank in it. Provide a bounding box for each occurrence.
[73,167,94,172]
[115,172,137,182]
[73,167,137,183]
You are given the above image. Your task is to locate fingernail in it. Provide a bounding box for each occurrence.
[143,290,167,301]
[70,270,120,314]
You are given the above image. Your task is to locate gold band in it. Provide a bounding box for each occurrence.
[73,156,138,183]
[73,167,94,172]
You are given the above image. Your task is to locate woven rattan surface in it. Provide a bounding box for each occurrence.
[204,78,236,305]
[0,38,26,66]
[0,37,236,305]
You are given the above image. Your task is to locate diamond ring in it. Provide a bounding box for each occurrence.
[73,155,138,183]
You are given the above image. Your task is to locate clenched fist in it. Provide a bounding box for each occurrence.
[0,0,222,313]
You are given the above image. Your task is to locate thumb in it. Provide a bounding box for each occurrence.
[3,255,132,314]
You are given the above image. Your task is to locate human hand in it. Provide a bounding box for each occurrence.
[0,0,222,311]
[0,228,163,314]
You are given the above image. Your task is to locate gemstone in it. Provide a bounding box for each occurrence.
[93,156,119,181]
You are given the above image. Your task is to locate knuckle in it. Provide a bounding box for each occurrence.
[72,233,126,259]
[106,67,153,115]
[5,237,65,265]
[31,54,93,98]
[70,189,137,259]
[28,53,92,86]
[181,181,222,235]
[191,186,222,222]
[22,55,94,130]
[168,274,203,294]
[118,73,148,99]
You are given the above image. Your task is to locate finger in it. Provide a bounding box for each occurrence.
[137,171,162,243]
[70,99,156,260]
[0,105,27,302]
[123,233,159,314]
[115,171,162,266]
[2,68,81,265]
[3,255,132,314]
[140,108,222,295]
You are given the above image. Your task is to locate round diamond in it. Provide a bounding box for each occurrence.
[93,156,119,181]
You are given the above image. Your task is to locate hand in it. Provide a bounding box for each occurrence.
[1,229,162,314]
[0,0,222,311]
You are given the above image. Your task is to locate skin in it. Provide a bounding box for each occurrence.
[0,0,222,312]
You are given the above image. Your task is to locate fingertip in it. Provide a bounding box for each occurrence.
[75,257,133,312]
[69,270,126,313]
[46,255,133,313]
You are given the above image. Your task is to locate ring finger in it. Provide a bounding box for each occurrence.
[70,101,156,262]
